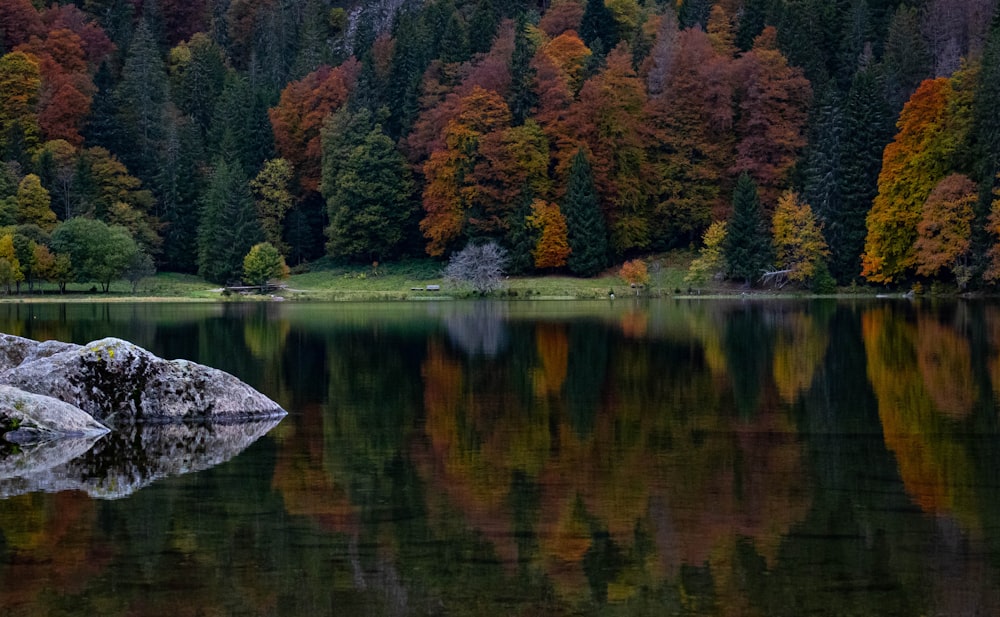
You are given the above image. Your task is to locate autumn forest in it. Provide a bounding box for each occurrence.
[1,0,999,290]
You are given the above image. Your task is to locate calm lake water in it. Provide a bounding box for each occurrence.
[1,299,1000,616]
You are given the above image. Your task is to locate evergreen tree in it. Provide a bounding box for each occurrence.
[197,158,263,284]
[562,149,608,277]
[83,62,122,155]
[971,6,1000,279]
[439,9,471,64]
[508,17,537,126]
[724,173,773,285]
[469,0,501,55]
[881,5,932,112]
[170,33,227,138]
[115,19,169,186]
[678,0,713,30]
[736,0,771,51]
[159,112,204,273]
[209,74,275,176]
[580,0,617,53]
[385,11,431,139]
[802,88,845,277]
[834,64,893,282]
[325,124,415,262]
[505,192,537,275]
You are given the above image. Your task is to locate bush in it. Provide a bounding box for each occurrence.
[444,241,508,294]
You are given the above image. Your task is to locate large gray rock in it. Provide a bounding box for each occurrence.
[0,385,110,444]
[0,337,285,424]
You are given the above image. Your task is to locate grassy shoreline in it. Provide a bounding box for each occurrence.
[0,254,919,303]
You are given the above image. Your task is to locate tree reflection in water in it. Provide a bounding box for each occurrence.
[2,300,1000,615]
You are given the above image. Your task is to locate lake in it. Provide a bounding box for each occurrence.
[1,298,1000,616]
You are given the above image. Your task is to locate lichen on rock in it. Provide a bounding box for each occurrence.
[0,337,285,424]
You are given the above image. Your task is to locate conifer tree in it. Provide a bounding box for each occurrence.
[115,18,169,186]
[505,192,536,275]
[971,6,1000,278]
[158,111,205,273]
[562,149,607,276]
[197,158,263,284]
[508,17,537,126]
[580,0,617,53]
[834,64,892,282]
[725,173,773,285]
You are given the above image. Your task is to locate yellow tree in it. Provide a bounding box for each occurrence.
[0,234,24,293]
[771,191,828,283]
[15,173,56,231]
[685,220,727,287]
[527,199,571,269]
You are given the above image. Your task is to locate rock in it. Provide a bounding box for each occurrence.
[0,385,110,444]
[0,333,39,372]
[0,337,285,424]
[0,418,281,499]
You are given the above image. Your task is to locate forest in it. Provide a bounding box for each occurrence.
[1,0,999,290]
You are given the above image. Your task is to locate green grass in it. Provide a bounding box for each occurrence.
[2,251,863,302]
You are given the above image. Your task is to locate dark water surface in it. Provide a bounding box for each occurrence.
[2,299,1000,616]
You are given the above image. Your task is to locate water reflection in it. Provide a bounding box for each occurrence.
[2,300,1000,615]
[1,419,282,499]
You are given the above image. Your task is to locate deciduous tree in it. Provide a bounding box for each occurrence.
[862,69,975,283]
[0,51,42,161]
[251,158,294,255]
[914,173,977,284]
[771,191,829,283]
[242,242,287,288]
[269,58,361,193]
[732,27,812,209]
[685,220,727,286]
[14,173,56,231]
[527,199,570,269]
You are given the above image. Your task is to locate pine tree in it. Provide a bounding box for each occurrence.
[834,64,893,282]
[115,18,169,186]
[508,17,537,126]
[580,0,617,53]
[505,192,536,275]
[197,158,263,284]
[971,6,1000,280]
[725,173,773,285]
[159,113,204,273]
[562,149,608,276]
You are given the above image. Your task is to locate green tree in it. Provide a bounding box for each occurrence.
[242,242,287,289]
[169,33,227,137]
[251,158,295,255]
[971,8,1000,281]
[15,173,57,231]
[198,158,264,284]
[725,173,773,285]
[324,125,414,262]
[50,217,140,292]
[115,19,169,186]
[829,64,894,283]
[561,149,608,276]
[158,111,205,273]
[580,0,617,53]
